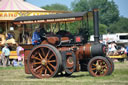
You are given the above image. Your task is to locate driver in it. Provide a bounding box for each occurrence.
[32,24,47,45]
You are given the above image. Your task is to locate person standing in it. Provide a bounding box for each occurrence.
[126,46,128,56]
[16,43,24,66]
[2,44,10,67]
[126,46,128,60]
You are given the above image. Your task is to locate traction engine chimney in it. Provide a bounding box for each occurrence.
[93,9,99,43]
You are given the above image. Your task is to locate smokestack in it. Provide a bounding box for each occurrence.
[93,9,99,43]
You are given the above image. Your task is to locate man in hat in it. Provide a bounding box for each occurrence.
[32,28,42,45]
[1,43,10,67]
[32,24,47,45]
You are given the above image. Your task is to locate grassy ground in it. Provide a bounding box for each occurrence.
[0,61,128,85]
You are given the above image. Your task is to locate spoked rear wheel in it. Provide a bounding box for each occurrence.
[27,44,62,79]
[88,56,111,77]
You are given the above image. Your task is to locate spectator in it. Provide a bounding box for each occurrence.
[16,43,24,66]
[126,46,128,56]
[12,59,18,67]
[6,33,13,40]
[19,31,29,44]
[126,46,128,60]
[5,31,16,44]
[107,41,117,56]
[111,41,117,52]
[119,46,126,55]
[1,43,10,67]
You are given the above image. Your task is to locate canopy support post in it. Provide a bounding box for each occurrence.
[5,21,8,36]
[23,24,25,44]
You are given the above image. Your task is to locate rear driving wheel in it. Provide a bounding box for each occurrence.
[88,56,111,77]
[27,44,62,79]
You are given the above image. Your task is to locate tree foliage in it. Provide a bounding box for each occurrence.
[71,0,119,26]
[86,20,108,35]
[109,17,128,33]
[41,3,69,11]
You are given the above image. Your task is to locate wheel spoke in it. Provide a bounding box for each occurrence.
[92,68,96,71]
[45,50,50,59]
[95,71,98,75]
[92,64,96,67]
[102,65,107,68]
[46,66,53,74]
[34,65,42,72]
[101,68,105,72]
[40,48,45,57]
[48,62,56,70]
[32,62,41,65]
[96,60,99,65]
[96,60,101,65]
[31,55,41,61]
[48,54,54,60]
[100,61,105,66]
[39,67,44,75]
[48,60,56,63]
[38,52,43,60]
[44,68,47,75]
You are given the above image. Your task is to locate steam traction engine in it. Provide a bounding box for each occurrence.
[14,9,114,79]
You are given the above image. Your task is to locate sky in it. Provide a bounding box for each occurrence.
[27,0,128,18]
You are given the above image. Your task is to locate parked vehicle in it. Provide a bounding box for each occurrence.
[13,9,114,79]
[90,33,128,45]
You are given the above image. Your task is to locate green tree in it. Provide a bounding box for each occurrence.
[71,0,119,26]
[86,20,108,35]
[41,4,69,11]
[109,17,128,33]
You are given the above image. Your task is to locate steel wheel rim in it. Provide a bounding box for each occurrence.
[106,57,114,75]
[28,46,59,78]
[89,59,109,76]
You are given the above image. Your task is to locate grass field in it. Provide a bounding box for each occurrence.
[0,61,128,85]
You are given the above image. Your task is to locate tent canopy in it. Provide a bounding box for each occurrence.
[0,0,45,11]
[0,0,46,21]
[0,0,69,21]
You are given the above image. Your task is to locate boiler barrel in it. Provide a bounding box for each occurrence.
[81,43,106,58]
[91,43,106,56]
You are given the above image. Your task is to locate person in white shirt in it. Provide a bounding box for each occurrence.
[107,41,117,56]
[1,44,10,67]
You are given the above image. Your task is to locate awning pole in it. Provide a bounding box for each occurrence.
[50,24,52,32]
[65,22,66,30]
[58,23,60,31]
[23,24,25,44]
[5,21,8,35]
